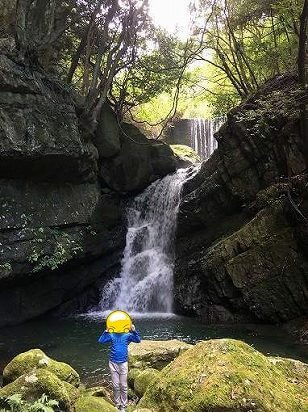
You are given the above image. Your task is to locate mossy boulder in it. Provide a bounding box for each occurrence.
[75,395,117,412]
[84,385,114,404]
[171,144,200,164]
[134,368,159,398]
[129,340,192,371]
[2,348,80,387]
[0,369,79,411]
[138,338,307,412]
[128,368,142,387]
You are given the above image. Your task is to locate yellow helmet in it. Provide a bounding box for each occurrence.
[106,310,132,333]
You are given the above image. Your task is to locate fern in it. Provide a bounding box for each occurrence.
[0,394,59,412]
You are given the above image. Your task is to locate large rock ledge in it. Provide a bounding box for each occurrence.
[175,74,308,326]
[1,339,307,411]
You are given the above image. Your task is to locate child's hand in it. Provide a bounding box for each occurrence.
[131,324,136,332]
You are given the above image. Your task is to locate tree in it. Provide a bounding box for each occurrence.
[9,0,189,134]
[298,0,308,170]
[188,0,304,112]
[15,0,76,65]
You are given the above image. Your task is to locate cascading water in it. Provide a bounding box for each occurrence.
[99,166,198,314]
[190,116,225,161]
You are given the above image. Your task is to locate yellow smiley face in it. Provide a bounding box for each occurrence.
[106,310,132,333]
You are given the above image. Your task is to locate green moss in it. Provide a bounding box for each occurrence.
[171,144,200,164]
[0,263,12,279]
[3,348,80,387]
[134,369,159,398]
[28,228,83,272]
[268,357,308,399]
[139,339,307,412]
[84,386,114,404]
[0,369,78,411]
[74,395,117,412]
[128,368,142,388]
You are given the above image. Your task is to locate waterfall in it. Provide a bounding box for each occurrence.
[99,166,198,314]
[190,116,225,161]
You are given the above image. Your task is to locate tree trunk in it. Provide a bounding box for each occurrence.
[15,0,29,54]
[298,0,308,171]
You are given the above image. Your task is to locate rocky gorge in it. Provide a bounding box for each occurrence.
[0,35,308,412]
[0,50,307,336]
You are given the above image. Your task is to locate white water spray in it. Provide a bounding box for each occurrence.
[99,167,198,314]
[190,116,225,161]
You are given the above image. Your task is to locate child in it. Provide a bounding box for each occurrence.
[98,323,141,412]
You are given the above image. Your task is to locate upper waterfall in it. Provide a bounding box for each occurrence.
[100,166,198,314]
[190,116,226,161]
[166,116,226,162]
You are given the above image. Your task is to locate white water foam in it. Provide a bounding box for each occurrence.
[98,166,199,315]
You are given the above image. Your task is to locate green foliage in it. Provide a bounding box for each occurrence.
[134,0,304,125]
[28,228,82,272]
[188,0,304,113]
[0,263,12,276]
[0,393,59,412]
[3,0,304,131]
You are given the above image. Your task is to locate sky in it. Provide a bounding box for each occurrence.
[148,0,191,38]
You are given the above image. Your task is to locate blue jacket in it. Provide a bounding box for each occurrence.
[98,330,141,363]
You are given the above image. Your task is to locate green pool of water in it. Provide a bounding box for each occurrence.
[0,314,307,387]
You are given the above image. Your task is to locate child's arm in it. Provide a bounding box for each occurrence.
[98,330,112,344]
[128,324,141,343]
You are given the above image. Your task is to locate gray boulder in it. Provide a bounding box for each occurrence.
[100,123,178,192]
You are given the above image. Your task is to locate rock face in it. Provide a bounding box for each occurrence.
[139,338,308,412]
[0,53,179,327]
[0,54,97,182]
[175,74,308,324]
